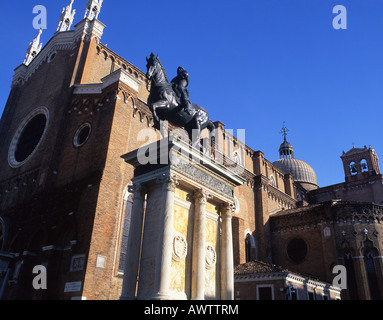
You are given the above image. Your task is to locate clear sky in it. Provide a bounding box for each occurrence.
[1,0,383,188]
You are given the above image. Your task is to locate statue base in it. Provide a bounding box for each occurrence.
[119,136,245,300]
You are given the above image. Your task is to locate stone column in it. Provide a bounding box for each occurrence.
[120,183,146,300]
[191,189,211,300]
[151,174,179,300]
[220,202,235,300]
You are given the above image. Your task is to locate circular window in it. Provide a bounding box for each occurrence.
[8,107,49,168]
[48,51,57,63]
[74,123,92,147]
[286,238,308,264]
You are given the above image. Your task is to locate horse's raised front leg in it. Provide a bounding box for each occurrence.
[152,99,169,122]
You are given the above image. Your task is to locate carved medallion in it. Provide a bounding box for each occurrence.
[172,232,187,261]
[205,243,217,269]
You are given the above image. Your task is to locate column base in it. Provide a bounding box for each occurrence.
[150,291,172,300]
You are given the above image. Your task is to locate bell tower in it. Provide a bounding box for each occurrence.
[341,146,380,182]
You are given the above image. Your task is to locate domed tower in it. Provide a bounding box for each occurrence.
[273,123,319,191]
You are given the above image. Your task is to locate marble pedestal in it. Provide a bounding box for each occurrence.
[120,136,245,300]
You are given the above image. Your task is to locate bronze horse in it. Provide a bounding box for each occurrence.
[145,53,215,148]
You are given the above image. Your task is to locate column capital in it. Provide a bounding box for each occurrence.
[193,189,213,204]
[217,202,236,217]
[156,173,179,192]
[128,182,145,195]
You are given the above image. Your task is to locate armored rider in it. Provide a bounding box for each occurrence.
[171,66,193,115]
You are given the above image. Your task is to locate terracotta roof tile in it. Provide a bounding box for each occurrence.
[234,260,289,275]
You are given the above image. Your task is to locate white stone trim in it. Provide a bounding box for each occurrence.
[12,19,106,87]
[174,196,191,210]
[73,69,142,95]
[73,83,103,95]
[12,31,76,86]
[235,272,342,294]
[8,106,49,168]
[101,69,142,92]
[73,122,92,147]
[244,230,256,248]
[256,284,275,300]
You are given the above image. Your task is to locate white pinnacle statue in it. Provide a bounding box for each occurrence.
[23,28,43,66]
[84,0,103,21]
[57,0,76,32]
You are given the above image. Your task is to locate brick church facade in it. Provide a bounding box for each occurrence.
[0,1,382,300]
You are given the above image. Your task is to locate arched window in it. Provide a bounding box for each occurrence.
[233,150,242,165]
[296,192,302,201]
[245,232,255,262]
[245,234,252,262]
[270,175,276,188]
[349,162,357,175]
[118,188,134,274]
[344,252,359,300]
[360,159,368,172]
[364,250,381,300]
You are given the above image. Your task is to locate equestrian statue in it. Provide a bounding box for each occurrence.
[145,53,215,148]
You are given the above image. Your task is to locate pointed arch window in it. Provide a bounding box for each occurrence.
[118,188,134,274]
[245,235,252,262]
[364,250,381,300]
[245,233,255,262]
[344,252,359,300]
[269,175,276,188]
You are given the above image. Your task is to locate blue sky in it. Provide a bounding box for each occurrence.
[1,0,383,188]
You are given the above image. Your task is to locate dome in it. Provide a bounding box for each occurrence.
[273,123,318,190]
[273,158,318,189]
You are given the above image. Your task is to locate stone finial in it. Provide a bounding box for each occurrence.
[84,0,103,21]
[23,28,43,66]
[57,0,76,32]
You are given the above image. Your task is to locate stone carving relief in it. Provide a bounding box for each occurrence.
[205,243,217,269]
[172,232,187,261]
[172,158,233,197]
